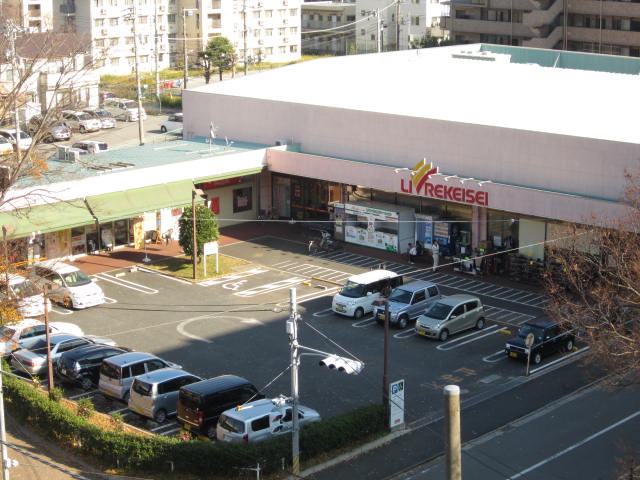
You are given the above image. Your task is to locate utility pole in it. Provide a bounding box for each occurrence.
[154,0,161,110]
[288,288,301,476]
[395,0,400,50]
[377,8,382,52]
[182,8,197,89]
[125,6,145,145]
[243,0,248,75]
[43,287,55,394]
[2,21,23,161]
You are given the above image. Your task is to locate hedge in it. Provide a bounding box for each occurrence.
[3,372,387,476]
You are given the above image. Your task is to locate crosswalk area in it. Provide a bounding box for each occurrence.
[274,251,548,308]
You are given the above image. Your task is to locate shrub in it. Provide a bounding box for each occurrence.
[77,398,94,419]
[49,387,63,402]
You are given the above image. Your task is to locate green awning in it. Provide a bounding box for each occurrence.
[194,167,264,184]
[0,199,94,238]
[86,180,194,223]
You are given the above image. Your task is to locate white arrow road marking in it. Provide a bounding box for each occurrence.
[199,268,268,286]
[177,315,264,344]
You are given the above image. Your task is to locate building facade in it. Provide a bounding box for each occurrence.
[301,1,356,55]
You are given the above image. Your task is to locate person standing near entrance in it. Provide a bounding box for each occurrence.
[407,243,416,264]
[431,240,440,272]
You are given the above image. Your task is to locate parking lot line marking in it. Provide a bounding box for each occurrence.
[393,328,417,339]
[69,391,95,400]
[483,350,508,363]
[137,266,193,284]
[313,308,335,318]
[108,407,129,415]
[103,296,118,304]
[177,314,215,343]
[50,307,73,316]
[275,287,339,308]
[508,409,640,479]
[198,268,268,286]
[158,427,181,435]
[235,277,307,297]
[436,326,501,350]
[93,273,158,294]
[352,316,376,327]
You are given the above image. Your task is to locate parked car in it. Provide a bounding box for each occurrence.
[26,115,72,142]
[177,375,263,439]
[83,107,116,129]
[0,319,83,356]
[99,351,181,402]
[373,280,441,329]
[415,294,486,341]
[0,129,33,150]
[99,91,115,103]
[0,136,13,156]
[11,333,115,376]
[160,113,183,133]
[128,368,202,423]
[29,261,105,309]
[217,396,321,443]
[102,98,146,122]
[0,274,51,318]
[69,140,109,155]
[56,344,130,390]
[61,110,102,133]
[332,269,403,319]
[505,320,575,365]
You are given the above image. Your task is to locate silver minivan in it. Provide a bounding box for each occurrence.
[332,269,402,319]
[128,368,201,423]
[415,294,486,341]
[373,280,441,329]
[99,352,181,402]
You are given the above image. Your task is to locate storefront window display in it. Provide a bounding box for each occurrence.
[233,187,253,213]
[290,177,329,221]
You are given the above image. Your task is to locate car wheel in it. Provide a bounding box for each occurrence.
[160,126,167,133]
[354,308,364,320]
[63,296,74,309]
[205,423,216,439]
[398,315,409,329]
[532,352,542,365]
[80,377,93,391]
[154,409,167,424]
[80,125,86,133]
[565,338,574,352]
[475,317,486,329]
[439,329,449,342]
[122,391,130,403]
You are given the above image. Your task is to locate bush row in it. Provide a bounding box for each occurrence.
[3,373,387,476]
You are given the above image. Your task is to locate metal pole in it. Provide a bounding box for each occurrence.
[2,227,9,296]
[43,287,54,393]
[182,9,189,89]
[243,0,248,75]
[0,365,9,480]
[395,0,400,51]
[289,288,300,476]
[131,6,145,145]
[154,0,161,111]
[377,9,381,53]
[444,385,461,480]
[382,300,389,410]
[8,23,21,164]
[192,191,197,280]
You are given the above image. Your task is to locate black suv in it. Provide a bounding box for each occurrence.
[56,344,129,390]
[505,320,575,365]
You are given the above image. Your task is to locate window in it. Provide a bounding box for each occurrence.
[452,305,465,317]
[110,0,117,5]
[110,17,119,26]
[139,15,148,23]
[289,26,297,34]
[309,14,314,20]
[251,415,270,432]
[318,15,323,21]
[289,44,297,53]
[95,38,105,47]
[94,18,104,27]
[465,301,479,311]
[168,14,176,23]
[109,37,119,46]
[278,9,286,17]
[110,57,120,66]
[278,27,285,35]
[412,290,426,304]
[130,362,145,376]
[253,11,261,19]
[279,45,286,53]
[233,187,252,213]
[265,28,273,36]
[289,8,297,15]
[146,359,166,372]
[347,15,355,21]
[125,36,134,44]
[427,286,439,297]
[159,378,181,394]
[411,16,420,26]
[254,29,261,37]
[265,9,273,17]
[360,28,365,35]
[127,56,135,65]
[265,47,273,54]
[140,55,149,63]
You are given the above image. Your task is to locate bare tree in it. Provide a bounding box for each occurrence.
[544,172,640,385]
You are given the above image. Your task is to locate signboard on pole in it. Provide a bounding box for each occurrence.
[203,241,219,276]
[389,379,405,428]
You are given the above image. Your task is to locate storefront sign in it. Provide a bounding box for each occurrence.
[400,179,489,206]
[389,379,405,428]
[201,177,242,189]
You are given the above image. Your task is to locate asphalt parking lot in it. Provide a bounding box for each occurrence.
[40,235,584,438]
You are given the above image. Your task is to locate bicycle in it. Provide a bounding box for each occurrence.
[308,231,343,254]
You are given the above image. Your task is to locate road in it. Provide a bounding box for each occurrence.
[397,383,640,480]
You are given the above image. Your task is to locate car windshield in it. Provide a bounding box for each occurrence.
[77,113,92,121]
[0,137,9,144]
[518,324,545,341]
[425,302,453,320]
[388,289,412,304]
[61,270,92,287]
[339,280,365,298]
[132,380,153,397]
[21,338,48,352]
[94,110,111,118]
[218,414,245,434]
[18,132,29,139]
[12,279,41,298]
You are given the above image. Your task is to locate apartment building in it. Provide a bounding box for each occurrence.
[355,0,432,52]
[181,0,302,68]
[441,0,640,57]
[1,0,54,32]
[301,1,356,55]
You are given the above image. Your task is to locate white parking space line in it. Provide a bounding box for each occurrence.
[483,350,508,363]
[108,407,129,415]
[277,287,339,309]
[313,308,335,318]
[50,307,73,315]
[272,261,298,268]
[136,266,193,285]
[157,427,181,435]
[69,391,96,400]
[94,273,159,294]
[198,268,268,286]
[235,278,307,297]
[352,316,376,327]
[436,326,501,351]
[393,328,417,339]
[103,297,118,304]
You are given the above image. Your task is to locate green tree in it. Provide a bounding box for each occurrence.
[178,205,219,262]
[198,37,237,84]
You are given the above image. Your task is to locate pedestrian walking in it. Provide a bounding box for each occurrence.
[408,243,416,264]
[431,240,440,272]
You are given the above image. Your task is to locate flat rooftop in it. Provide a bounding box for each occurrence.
[191,44,640,144]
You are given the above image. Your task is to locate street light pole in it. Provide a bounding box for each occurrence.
[43,285,54,394]
[192,190,197,280]
[182,8,197,90]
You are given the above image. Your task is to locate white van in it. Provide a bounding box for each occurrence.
[0,274,51,318]
[102,98,147,122]
[331,269,402,319]
[30,262,104,309]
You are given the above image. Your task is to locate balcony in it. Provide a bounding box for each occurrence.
[522,24,563,47]
[523,0,563,27]
[567,26,640,47]
[442,16,533,36]
[569,0,640,17]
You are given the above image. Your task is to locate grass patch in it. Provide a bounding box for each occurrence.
[146,254,248,280]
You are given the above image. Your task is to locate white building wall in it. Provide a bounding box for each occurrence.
[356,0,427,52]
